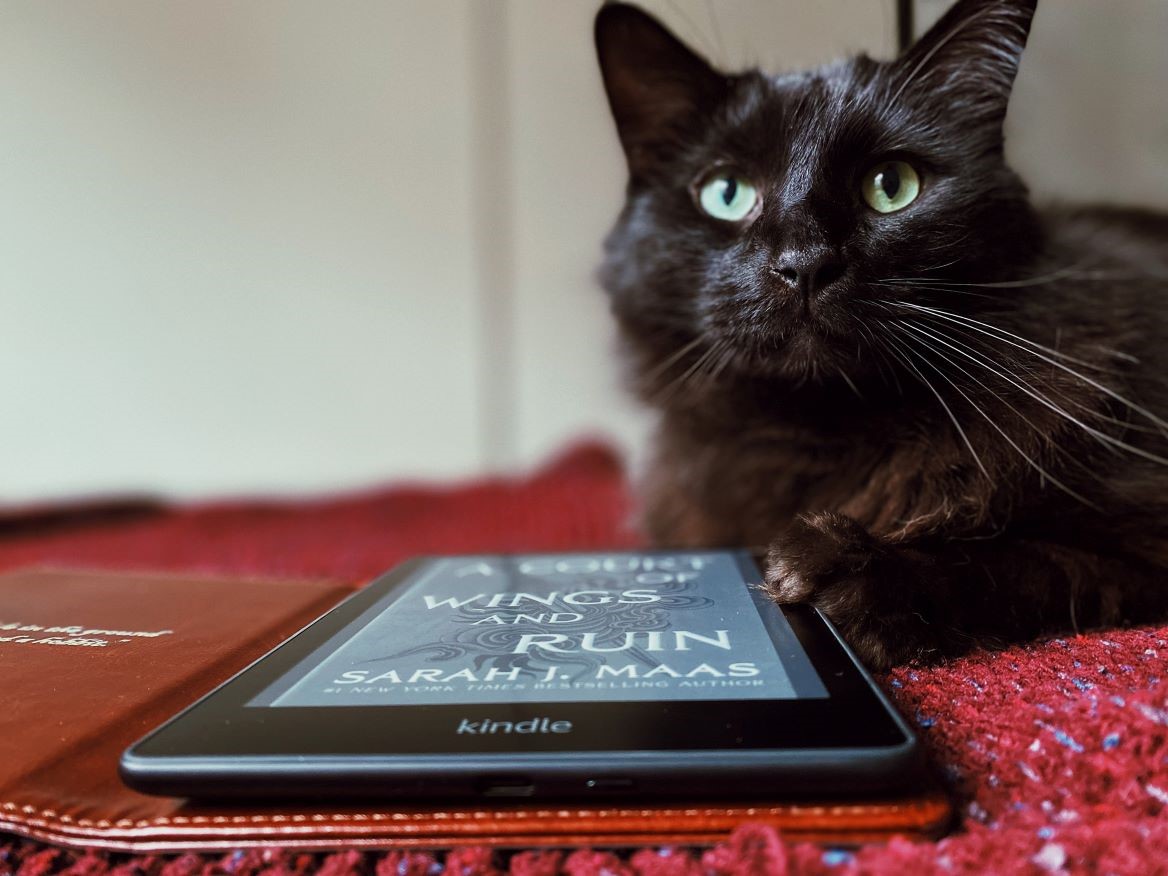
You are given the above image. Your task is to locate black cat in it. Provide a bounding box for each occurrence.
[595,0,1168,668]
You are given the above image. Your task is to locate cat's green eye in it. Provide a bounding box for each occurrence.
[862,161,921,214]
[697,171,760,222]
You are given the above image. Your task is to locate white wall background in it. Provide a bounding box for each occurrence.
[0,2,484,500]
[0,1,1161,501]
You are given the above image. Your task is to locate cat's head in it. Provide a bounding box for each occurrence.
[596,0,1042,393]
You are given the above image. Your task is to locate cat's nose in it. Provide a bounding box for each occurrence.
[770,246,845,298]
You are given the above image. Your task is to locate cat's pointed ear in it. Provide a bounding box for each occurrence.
[595,3,728,178]
[896,0,1037,125]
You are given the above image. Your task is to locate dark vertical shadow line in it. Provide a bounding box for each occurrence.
[897,0,914,53]
[469,2,515,471]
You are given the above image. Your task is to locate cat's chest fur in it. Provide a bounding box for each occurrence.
[641,397,996,550]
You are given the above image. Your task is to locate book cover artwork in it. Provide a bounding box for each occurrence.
[255,553,826,707]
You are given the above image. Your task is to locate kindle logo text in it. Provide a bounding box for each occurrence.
[456,717,573,735]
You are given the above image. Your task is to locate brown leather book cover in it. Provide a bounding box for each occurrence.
[0,568,951,852]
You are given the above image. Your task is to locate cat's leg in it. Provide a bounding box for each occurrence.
[764,512,1168,669]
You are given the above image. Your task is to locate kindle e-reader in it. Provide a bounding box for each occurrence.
[120,551,922,800]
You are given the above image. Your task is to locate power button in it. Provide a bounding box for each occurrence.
[585,778,635,790]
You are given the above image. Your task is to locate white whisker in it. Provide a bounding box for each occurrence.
[878,330,993,481]
[897,319,1168,467]
[879,261,1110,290]
[895,301,1168,435]
[643,335,706,384]
[889,323,1100,509]
[837,366,862,400]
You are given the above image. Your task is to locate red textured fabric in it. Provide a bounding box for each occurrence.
[2,442,1166,875]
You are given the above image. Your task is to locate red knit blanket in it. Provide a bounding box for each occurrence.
[2,444,1165,875]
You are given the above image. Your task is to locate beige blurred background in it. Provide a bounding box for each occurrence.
[0,1,1164,500]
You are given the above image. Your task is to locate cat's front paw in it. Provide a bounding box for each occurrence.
[764,512,939,670]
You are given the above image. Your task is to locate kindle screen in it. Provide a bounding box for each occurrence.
[250,552,827,708]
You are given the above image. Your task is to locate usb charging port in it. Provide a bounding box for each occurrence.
[477,775,535,797]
